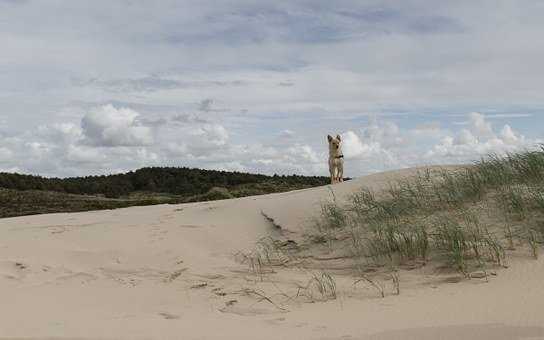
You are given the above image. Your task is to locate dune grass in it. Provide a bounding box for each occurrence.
[235,148,544,304]
[312,148,544,276]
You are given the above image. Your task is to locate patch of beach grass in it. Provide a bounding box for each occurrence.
[312,148,544,277]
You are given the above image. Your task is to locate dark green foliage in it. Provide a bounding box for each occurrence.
[0,188,160,218]
[0,167,333,218]
[0,167,330,197]
[191,187,233,202]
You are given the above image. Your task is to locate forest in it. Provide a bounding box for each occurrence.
[0,167,330,198]
[0,167,333,218]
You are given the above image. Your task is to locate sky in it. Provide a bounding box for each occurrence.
[0,0,543,178]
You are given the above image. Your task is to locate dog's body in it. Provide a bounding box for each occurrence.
[327,134,344,184]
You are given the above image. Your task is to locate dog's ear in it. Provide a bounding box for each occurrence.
[336,134,341,142]
[327,135,333,142]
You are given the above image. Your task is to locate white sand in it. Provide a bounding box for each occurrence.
[1,166,543,340]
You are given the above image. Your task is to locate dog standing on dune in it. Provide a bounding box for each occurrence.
[327,134,344,184]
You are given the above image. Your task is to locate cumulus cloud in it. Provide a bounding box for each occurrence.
[426,113,540,160]
[65,145,105,164]
[189,124,230,151]
[81,105,153,147]
[0,94,540,178]
[363,120,404,147]
[342,131,371,159]
[286,144,320,163]
[500,125,521,145]
[468,112,494,139]
[38,123,83,145]
[247,143,325,175]
[1,1,543,179]
[166,119,230,158]
[339,128,400,174]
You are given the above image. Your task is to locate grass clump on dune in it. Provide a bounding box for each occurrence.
[312,147,544,277]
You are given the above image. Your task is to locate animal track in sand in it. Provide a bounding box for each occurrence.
[148,226,170,243]
[163,268,187,283]
[0,261,94,286]
[265,317,286,325]
[177,224,203,229]
[157,214,175,224]
[218,304,280,316]
[100,267,170,286]
[195,273,225,280]
[212,288,227,296]
[158,312,180,320]
[0,261,31,281]
[10,222,101,233]
[55,272,98,284]
[15,262,27,270]
[190,282,208,289]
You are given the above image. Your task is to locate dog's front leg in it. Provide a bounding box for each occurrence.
[337,162,344,182]
[329,164,336,184]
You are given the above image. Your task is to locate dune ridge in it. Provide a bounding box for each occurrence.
[0,166,543,340]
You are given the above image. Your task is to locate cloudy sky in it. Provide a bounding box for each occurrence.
[1,0,543,178]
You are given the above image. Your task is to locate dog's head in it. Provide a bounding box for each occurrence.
[327,134,342,154]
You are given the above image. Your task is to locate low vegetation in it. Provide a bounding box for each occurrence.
[0,188,163,218]
[0,167,330,218]
[0,167,330,198]
[233,149,544,306]
[312,148,544,279]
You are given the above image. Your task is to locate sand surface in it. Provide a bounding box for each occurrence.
[1,166,543,340]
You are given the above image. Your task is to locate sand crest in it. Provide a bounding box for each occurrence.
[0,166,543,340]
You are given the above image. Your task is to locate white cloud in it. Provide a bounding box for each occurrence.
[363,120,403,147]
[500,125,521,145]
[0,106,540,178]
[341,130,379,159]
[286,144,320,163]
[81,105,153,147]
[338,128,400,174]
[455,129,478,145]
[468,112,494,139]
[37,122,83,145]
[65,145,105,164]
[193,124,229,147]
[1,2,543,180]
[426,113,541,160]
[167,123,230,158]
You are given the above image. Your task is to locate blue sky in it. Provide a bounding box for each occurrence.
[0,0,543,177]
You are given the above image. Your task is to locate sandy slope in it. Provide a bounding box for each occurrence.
[0,166,543,340]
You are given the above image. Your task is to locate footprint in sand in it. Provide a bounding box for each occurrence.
[163,268,187,283]
[219,300,285,316]
[178,224,203,229]
[15,262,27,270]
[212,287,227,296]
[56,272,98,284]
[219,305,277,316]
[265,317,286,325]
[158,312,180,320]
[100,267,169,286]
[0,261,29,280]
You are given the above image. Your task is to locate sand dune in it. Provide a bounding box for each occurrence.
[1,166,543,340]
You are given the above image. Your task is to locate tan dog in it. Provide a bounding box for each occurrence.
[327,134,344,184]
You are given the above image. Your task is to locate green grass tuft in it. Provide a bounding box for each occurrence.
[313,148,544,275]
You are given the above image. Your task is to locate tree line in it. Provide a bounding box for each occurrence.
[0,167,330,198]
